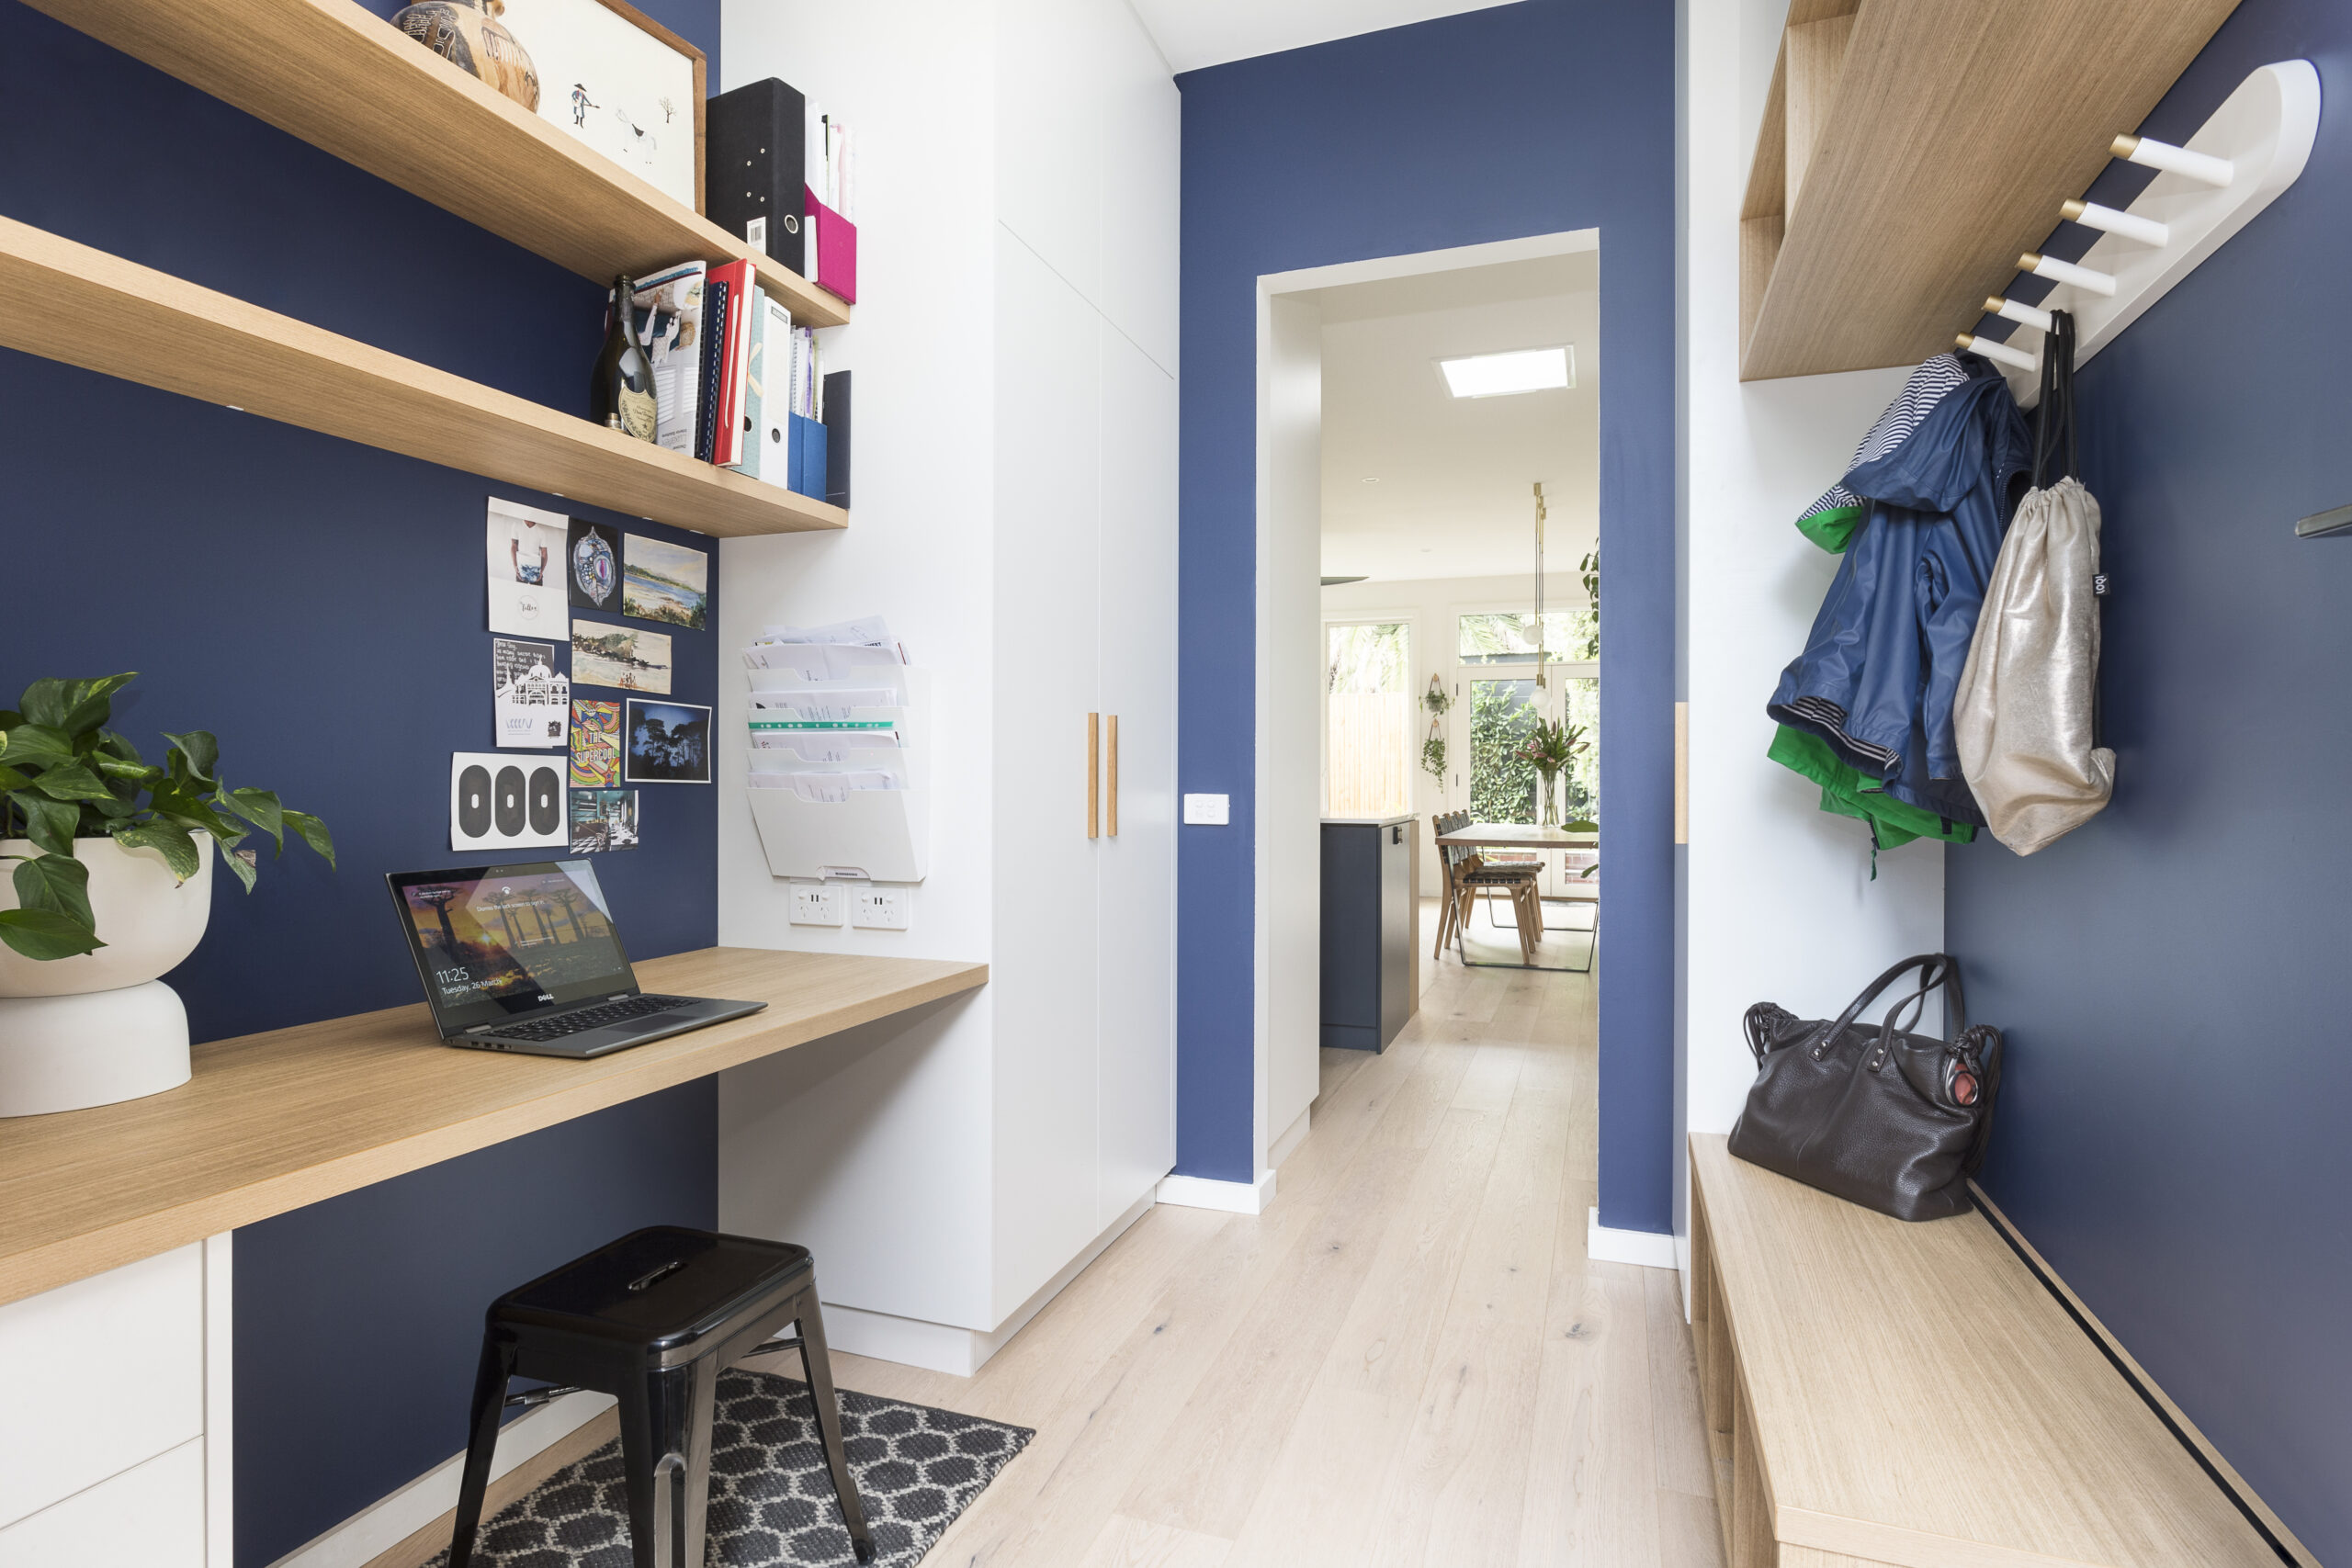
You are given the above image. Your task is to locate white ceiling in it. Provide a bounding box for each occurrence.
[1311,251,1600,583]
[1127,0,1522,74]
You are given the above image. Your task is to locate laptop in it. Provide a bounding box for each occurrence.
[387,860,766,1057]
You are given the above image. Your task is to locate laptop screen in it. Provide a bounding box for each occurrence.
[387,861,639,1033]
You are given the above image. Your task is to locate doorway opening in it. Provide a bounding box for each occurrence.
[1254,231,1603,1183]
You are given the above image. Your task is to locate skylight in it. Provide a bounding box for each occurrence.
[1439,345,1575,399]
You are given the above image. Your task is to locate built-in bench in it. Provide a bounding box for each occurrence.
[1688,1133,2282,1568]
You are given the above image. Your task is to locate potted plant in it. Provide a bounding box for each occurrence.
[0,674,334,1116]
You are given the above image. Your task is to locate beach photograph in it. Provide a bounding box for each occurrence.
[623,535,709,629]
[571,624,673,693]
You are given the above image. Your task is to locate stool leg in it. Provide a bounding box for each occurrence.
[447,1337,516,1568]
[677,1358,720,1568]
[616,1379,673,1568]
[794,1292,874,1562]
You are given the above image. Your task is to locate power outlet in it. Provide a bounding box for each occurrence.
[790,884,844,926]
[851,887,910,931]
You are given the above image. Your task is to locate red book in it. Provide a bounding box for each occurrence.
[706,259,754,467]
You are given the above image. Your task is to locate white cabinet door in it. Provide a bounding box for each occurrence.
[1095,326,1178,1226]
[991,229,1105,1309]
[0,1246,204,1531]
[0,1438,205,1568]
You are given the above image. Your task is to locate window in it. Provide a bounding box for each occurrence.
[1456,609,1597,664]
[1325,621,1412,818]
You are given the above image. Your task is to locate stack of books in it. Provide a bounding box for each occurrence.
[622,262,831,499]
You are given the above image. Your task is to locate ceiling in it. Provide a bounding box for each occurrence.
[1310,251,1600,583]
[1127,0,1521,74]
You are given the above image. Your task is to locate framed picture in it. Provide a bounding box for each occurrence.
[625,698,712,784]
[496,0,706,211]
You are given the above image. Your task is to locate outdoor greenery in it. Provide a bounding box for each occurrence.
[0,674,335,961]
[1577,547,1600,660]
[1468,682,1540,823]
[1457,608,1598,665]
[1326,621,1408,694]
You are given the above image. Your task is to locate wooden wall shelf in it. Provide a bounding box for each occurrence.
[22,0,850,331]
[1739,0,2240,381]
[0,216,846,538]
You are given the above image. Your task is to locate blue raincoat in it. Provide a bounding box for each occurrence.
[1769,355,2030,827]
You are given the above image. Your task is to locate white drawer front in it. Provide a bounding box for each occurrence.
[0,1245,205,1529]
[0,1436,205,1568]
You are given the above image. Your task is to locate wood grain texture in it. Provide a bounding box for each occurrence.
[1740,0,2241,380]
[1782,14,1855,220]
[0,949,986,1307]
[0,217,843,540]
[1689,1135,2278,1568]
[17,0,848,328]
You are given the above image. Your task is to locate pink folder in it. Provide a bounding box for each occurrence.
[805,186,857,304]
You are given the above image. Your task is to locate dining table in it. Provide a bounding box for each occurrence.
[1432,821,1598,973]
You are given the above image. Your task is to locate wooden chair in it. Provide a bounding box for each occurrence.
[1434,812,1542,962]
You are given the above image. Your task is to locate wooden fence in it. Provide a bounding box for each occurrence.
[1327,693,1413,818]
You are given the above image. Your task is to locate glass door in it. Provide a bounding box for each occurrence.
[1452,609,1599,899]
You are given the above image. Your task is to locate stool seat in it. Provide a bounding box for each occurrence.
[450,1226,870,1568]
[497,1227,813,1363]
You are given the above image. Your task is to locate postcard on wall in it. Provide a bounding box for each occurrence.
[622,534,708,630]
[571,624,673,693]
[486,498,570,639]
[566,519,625,615]
[449,752,569,852]
[492,638,569,750]
[570,788,640,852]
[570,698,621,786]
[624,698,712,784]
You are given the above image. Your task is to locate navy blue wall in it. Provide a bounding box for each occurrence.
[1174,2,1679,1229]
[1947,0,2352,1556]
[0,4,724,1562]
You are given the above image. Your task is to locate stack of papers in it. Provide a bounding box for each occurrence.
[741,616,917,799]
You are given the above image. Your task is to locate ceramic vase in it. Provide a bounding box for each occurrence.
[0,839,213,1117]
[390,0,541,112]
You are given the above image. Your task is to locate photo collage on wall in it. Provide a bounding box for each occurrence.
[467,497,713,857]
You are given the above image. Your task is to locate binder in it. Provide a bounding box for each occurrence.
[693,276,729,461]
[823,371,852,509]
[806,188,858,304]
[707,260,754,468]
[706,78,807,273]
[787,414,828,500]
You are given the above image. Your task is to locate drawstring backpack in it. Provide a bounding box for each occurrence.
[1952,311,2115,854]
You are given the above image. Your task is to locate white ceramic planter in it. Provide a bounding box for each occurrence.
[0,838,213,1116]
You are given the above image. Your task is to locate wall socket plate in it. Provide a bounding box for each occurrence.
[851,887,910,931]
[790,884,845,926]
[1182,793,1230,825]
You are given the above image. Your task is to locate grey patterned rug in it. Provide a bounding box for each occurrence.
[425,1368,1032,1567]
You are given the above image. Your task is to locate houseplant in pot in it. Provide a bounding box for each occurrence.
[0,674,334,1116]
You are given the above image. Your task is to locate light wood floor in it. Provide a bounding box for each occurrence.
[832,900,1724,1568]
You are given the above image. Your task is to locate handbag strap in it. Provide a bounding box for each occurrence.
[1811,954,1965,1059]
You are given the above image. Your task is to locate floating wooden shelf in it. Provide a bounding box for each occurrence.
[1739,0,2240,381]
[0,216,844,538]
[22,0,850,330]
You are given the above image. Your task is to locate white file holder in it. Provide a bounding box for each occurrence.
[743,666,930,883]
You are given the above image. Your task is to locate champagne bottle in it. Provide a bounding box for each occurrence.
[591,276,658,442]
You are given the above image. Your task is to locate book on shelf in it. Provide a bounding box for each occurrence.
[629,263,707,457]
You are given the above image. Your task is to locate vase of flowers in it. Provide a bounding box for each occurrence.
[1516,718,1587,829]
[0,675,334,1116]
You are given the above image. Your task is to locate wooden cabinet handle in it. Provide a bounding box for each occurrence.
[1087,712,1100,839]
[1108,715,1119,837]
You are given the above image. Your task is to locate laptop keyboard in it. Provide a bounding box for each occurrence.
[492,996,693,1043]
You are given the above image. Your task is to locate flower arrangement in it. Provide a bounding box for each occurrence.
[1516,718,1588,827]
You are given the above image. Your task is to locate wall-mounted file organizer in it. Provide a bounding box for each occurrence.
[742,661,930,882]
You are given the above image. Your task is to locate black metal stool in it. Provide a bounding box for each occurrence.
[449,1226,873,1567]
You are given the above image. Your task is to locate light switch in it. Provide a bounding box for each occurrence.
[1182,794,1230,825]
[789,884,844,926]
[851,887,910,931]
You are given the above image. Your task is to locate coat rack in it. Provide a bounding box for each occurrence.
[1953,60,2319,401]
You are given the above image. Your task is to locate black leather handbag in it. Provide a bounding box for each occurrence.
[1727,954,2004,1221]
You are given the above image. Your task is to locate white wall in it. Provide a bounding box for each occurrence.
[1676,0,1946,1264]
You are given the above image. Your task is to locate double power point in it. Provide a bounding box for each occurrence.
[789,883,911,931]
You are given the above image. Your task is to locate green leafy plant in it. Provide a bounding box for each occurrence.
[1577,547,1600,660]
[1420,728,1448,783]
[0,674,335,962]
[1421,676,1453,717]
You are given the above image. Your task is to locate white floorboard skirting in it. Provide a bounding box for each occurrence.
[1588,1206,1678,1269]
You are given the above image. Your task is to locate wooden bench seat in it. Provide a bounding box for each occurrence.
[1688,1133,2278,1568]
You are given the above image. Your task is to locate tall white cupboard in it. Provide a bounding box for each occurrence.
[714,0,1180,1374]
